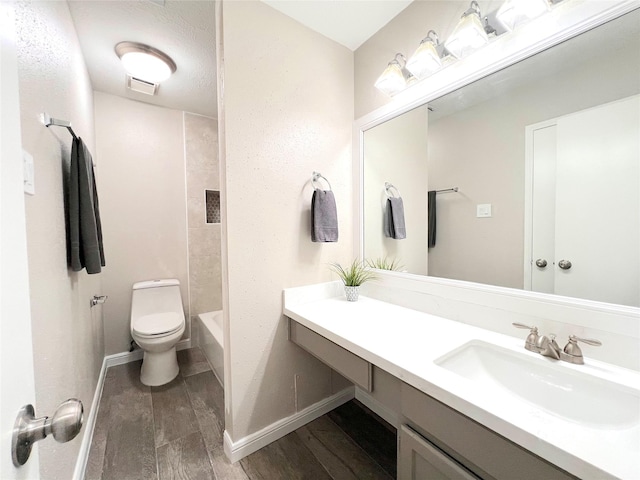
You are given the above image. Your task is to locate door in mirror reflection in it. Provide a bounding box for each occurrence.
[528,95,640,306]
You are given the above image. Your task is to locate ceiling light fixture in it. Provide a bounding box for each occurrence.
[374,53,416,96]
[115,42,177,83]
[496,0,550,31]
[444,1,494,59]
[406,30,446,80]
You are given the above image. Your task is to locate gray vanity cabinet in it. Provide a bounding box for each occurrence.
[288,319,577,480]
[401,384,577,480]
[289,321,372,391]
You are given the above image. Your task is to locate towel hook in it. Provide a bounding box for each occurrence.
[312,171,332,191]
[385,182,401,198]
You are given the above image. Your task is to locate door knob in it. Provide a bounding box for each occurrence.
[535,259,547,268]
[12,398,83,466]
[558,259,572,270]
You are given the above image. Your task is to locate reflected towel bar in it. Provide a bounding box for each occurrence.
[43,113,78,141]
[436,187,459,194]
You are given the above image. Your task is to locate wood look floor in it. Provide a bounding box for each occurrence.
[86,347,396,480]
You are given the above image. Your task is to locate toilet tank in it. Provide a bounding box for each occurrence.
[131,279,185,321]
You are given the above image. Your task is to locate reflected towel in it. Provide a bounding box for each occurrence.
[385,197,406,240]
[69,137,105,274]
[311,189,338,242]
[428,190,436,248]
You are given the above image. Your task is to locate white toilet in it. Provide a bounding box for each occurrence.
[130,279,186,386]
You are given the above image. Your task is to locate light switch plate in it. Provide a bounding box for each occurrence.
[477,203,492,218]
[23,150,35,195]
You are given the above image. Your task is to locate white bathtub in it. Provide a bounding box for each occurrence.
[196,310,224,386]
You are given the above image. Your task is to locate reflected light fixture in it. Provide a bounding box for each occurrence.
[497,0,550,31]
[406,30,444,80]
[444,1,491,59]
[115,42,177,83]
[374,53,415,96]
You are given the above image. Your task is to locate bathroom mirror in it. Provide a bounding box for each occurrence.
[362,8,640,307]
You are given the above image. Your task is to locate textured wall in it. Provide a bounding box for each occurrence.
[95,92,189,355]
[185,113,222,321]
[14,2,104,478]
[221,1,354,441]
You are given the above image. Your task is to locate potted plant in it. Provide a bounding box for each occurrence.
[330,259,377,302]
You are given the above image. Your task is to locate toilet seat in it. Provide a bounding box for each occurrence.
[133,312,183,338]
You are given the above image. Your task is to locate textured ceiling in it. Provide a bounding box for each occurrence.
[68,0,217,117]
[67,0,412,116]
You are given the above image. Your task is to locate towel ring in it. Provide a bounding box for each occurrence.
[312,171,332,191]
[385,182,401,198]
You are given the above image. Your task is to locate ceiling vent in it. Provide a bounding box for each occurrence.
[127,75,159,96]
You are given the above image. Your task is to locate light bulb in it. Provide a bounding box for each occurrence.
[406,38,442,79]
[497,0,550,31]
[375,61,406,96]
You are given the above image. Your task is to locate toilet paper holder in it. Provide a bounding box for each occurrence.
[90,295,108,307]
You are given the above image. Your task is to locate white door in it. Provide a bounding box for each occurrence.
[529,124,557,295]
[554,95,639,306]
[1,3,40,478]
[527,95,640,306]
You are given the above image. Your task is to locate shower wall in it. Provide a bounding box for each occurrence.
[184,113,222,330]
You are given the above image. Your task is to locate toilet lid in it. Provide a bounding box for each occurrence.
[133,312,183,336]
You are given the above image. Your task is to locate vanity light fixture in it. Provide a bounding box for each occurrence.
[496,0,550,31]
[406,30,446,80]
[374,53,416,96]
[115,42,177,83]
[444,1,495,59]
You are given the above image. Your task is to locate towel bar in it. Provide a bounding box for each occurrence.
[312,171,332,191]
[385,182,401,198]
[435,187,459,194]
[42,113,78,141]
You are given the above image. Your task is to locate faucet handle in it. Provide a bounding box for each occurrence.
[512,322,537,331]
[562,335,602,364]
[570,335,602,347]
[512,323,539,352]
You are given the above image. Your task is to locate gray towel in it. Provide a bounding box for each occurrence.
[311,189,338,242]
[384,197,406,240]
[69,137,105,274]
[428,190,436,248]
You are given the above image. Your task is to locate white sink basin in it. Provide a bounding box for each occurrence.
[435,340,640,428]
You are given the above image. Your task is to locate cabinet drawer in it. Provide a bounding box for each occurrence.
[289,320,372,391]
[401,384,577,480]
[399,424,479,480]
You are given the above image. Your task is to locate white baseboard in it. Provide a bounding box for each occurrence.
[72,356,108,480]
[355,388,400,428]
[104,338,192,368]
[224,387,355,463]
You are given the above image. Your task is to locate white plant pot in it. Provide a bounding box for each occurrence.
[344,285,360,302]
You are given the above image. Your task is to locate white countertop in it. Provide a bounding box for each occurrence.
[284,293,640,480]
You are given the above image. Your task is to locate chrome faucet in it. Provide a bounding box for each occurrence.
[512,323,602,365]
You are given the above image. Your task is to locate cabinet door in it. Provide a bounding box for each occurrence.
[399,425,479,480]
